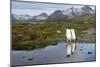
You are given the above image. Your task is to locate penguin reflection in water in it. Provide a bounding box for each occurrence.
[66,28,76,57]
[66,41,76,57]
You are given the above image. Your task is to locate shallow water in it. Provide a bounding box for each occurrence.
[11,42,96,66]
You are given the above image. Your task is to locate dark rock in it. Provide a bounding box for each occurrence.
[88,52,92,54]
[28,57,33,61]
[66,55,71,57]
[80,49,83,51]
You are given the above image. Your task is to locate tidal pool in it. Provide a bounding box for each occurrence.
[11,42,96,66]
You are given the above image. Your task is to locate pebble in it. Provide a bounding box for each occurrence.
[28,57,33,61]
[80,49,83,51]
[88,52,92,54]
[66,55,71,57]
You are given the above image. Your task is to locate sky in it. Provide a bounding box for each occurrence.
[11,1,95,16]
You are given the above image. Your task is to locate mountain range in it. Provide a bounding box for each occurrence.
[12,6,95,22]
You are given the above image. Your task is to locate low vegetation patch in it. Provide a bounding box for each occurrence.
[12,22,95,50]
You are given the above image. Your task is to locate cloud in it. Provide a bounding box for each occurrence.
[12,1,84,10]
[11,0,95,16]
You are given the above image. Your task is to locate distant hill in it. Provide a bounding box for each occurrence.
[47,10,68,22]
[33,13,48,21]
[11,14,33,22]
[11,5,95,23]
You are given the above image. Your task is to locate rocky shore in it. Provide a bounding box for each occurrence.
[77,28,96,43]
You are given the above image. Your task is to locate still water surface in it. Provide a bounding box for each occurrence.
[11,42,96,66]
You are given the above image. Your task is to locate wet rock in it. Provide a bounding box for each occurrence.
[88,52,92,54]
[66,55,71,57]
[28,57,33,61]
[80,49,83,51]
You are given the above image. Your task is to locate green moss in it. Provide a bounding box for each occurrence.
[12,22,95,50]
[19,40,34,50]
[33,40,57,48]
